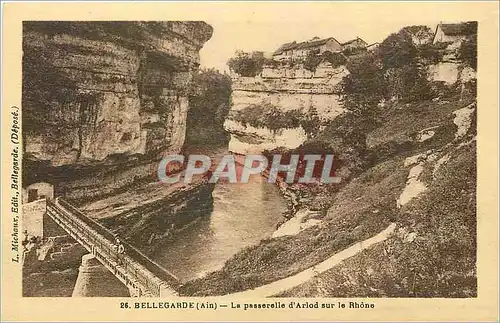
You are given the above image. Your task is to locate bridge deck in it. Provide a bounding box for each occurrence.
[232,153,274,180]
[46,198,179,297]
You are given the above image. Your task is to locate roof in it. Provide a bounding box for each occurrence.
[273,41,298,55]
[341,37,367,46]
[273,37,341,55]
[366,42,380,49]
[297,37,339,50]
[437,22,477,36]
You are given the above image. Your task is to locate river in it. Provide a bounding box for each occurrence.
[151,174,287,282]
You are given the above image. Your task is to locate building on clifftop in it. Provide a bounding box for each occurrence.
[341,37,368,51]
[432,21,477,44]
[272,37,342,61]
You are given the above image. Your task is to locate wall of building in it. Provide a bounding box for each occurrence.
[342,39,367,51]
[323,39,342,53]
[22,199,46,238]
[433,28,466,44]
[22,182,54,204]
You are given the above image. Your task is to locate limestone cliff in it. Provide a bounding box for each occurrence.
[22,21,212,198]
[427,40,476,85]
[226,63,347,154]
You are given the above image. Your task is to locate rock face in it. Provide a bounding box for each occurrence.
[428,62,476,85]
[225,119,308,154]
[22,21,213,197]
[426,39,477,85]
[226,64,346,154]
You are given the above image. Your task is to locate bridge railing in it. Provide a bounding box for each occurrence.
[57,198,180,288]
[47,198,179,297]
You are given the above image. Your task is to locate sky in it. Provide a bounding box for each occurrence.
[194,2,473,72]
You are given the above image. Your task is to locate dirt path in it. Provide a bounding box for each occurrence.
[224,223,396,298]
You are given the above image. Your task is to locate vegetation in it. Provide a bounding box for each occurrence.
[342,46,367,56]
[459,34,477,70]
[228,48,347,75]
[400,25,434,45]
[338,26,456,150]
[342,53,386,117]
[229,102,321,136]
[303,49,323,72]
[227,51,276,77]
[378,31,418,69]
[304,50,347,72]
[418,43,445,64]
[278,142,476,298]
[185,69,232,146]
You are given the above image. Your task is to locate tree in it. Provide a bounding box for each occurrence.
[185,69,232,145]
[459,34,477,70]
[385,63,431,102]
[378,31,418,69]
[377,27,433,102]
[401,25,434,46]
[303,49,322,72]
[322,51,347,68]
[417,43,445,64]
[227,51,266,77]
[342,53,386,117]
[339,52,387,152]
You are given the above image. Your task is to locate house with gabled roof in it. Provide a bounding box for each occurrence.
[341,37,368,52]
[272,37,342,61]
[432,21,477,44]
[366,42,380,51]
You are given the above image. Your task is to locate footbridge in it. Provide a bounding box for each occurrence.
[231,152,274,181]
[46,197,179,297]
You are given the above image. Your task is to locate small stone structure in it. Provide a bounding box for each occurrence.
[22,182,54,203]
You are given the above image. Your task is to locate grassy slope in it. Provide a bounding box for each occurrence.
[279,141,476,297]
[179,94,476,297]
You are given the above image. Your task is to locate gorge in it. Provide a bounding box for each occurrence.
[22,21,477,299]
[22,21,291,296]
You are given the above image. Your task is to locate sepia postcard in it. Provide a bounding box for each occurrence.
[1,1,498,322]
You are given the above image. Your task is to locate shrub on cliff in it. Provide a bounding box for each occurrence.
[303,49,323,72]
[417,43,445,64]
[231,103,323,135]
[323,51,348,67]
[228,51,274,77]
[300,107,321,137]
[304,50,347,72]
[385,63,432,102]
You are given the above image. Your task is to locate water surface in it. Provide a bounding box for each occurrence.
[152,175,286,282]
